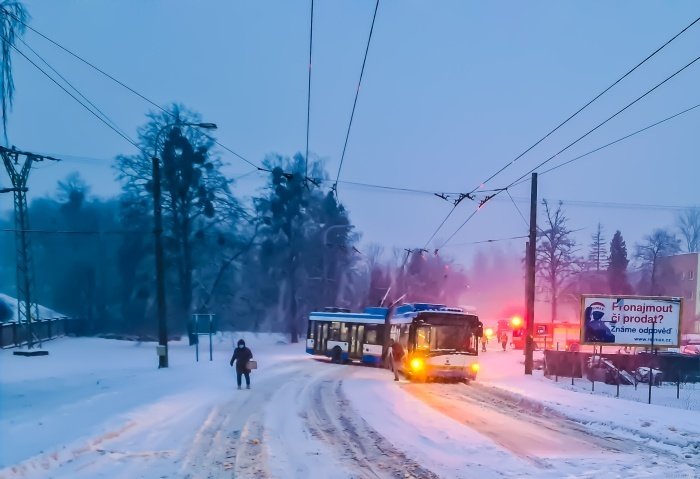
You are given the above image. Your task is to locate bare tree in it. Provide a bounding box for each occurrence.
[588,222,607,271]
[536,200,581,323]
[635,229,681,295]
[115,105,240,337]
[677,208,700,253]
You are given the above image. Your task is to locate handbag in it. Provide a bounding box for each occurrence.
[247,360,258,370]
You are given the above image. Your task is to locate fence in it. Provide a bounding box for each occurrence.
[544,350,700,384]
[0,318,68,348]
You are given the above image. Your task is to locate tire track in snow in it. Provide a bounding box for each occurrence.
[304,375,441,479]
[412,382,700,474]
[179,362,307,478]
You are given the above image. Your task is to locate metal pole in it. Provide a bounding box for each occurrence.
[195,314,199,362]
[209,314,213,362]
[153,150,168,368]
[151,121,216,368]
[525,173,537,374]
[648,319,655,404]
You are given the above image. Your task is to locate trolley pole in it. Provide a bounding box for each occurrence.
[524,173,538,375]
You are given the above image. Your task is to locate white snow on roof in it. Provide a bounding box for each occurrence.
[0,293,67,322]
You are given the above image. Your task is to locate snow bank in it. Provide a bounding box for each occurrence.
[477,348,700,462]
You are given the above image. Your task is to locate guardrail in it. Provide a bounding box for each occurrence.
[1,318,68,348]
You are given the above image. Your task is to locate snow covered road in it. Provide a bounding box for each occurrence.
[2,336,699,479]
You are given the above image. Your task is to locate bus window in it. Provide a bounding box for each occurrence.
[308,321,315,339]
[399,326,409,349]
[340,323,349,342]
[416,326,431,351]
[365,327,377,344]
[330,322,341,341]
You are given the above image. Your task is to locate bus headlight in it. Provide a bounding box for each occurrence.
[410,358,424,371]
[470,363,480,373]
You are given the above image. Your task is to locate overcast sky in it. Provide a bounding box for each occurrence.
[2,0,699,264]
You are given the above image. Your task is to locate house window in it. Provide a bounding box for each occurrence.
[688,291,694,300]
[680,272,686,280]
[690,271,695,280]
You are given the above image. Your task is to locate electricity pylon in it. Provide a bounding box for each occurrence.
[1,146,59,348]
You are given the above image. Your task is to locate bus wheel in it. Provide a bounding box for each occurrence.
[331,346,342,364]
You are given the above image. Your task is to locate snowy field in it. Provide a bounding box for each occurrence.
[1,335,699,479]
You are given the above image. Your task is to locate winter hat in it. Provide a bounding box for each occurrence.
[237,339,246,347]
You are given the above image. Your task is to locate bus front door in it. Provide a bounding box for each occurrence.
[348,324,364,359]
[315,322,328,354]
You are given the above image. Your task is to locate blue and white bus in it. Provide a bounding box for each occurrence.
[306,303,483,382]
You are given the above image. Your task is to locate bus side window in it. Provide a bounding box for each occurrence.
[308,321,315,339]
[340,323,349,342]
[330,322,341,341]
[365,327,377,344]
[400,325,409,349]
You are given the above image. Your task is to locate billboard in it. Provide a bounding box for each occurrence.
[580,295,682,347]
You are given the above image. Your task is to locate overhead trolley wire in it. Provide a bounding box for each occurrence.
[305,0,314,183]
[422,14,700,248]
[439,54,700,250]
[333,0,380,193]
[468,13,700,196]
[509,102,700,188]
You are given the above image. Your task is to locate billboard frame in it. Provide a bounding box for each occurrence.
[579,294,683,347]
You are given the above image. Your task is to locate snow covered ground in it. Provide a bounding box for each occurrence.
[1,336,699,478]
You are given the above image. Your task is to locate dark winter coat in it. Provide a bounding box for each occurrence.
[230,345,253,373]
[391,342,405,361]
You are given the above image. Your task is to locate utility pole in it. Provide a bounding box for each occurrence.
[152,121,217,367]
[1,146,60,349]
[524,173,538,375]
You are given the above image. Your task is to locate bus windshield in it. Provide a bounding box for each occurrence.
[430,325,471,351]
[415,323,476,353]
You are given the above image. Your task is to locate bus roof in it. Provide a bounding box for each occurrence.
[309,303,478,325]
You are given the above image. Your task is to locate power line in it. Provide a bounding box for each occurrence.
[7,12,260,170]
[423,15,700,247]
[503,54,700,191]
[0,228,150,235]
[511,102,700,186]
[6,39,143,152]
[439,53,700,249]
[506,189,529,228]
[441,234,529,248]
[305,0,314,183]
[333,0,380,193]
[14,35,133,146]
[496,195,700,212]
[468,14,700,195]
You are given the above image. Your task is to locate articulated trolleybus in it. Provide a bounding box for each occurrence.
[306,303,483,382]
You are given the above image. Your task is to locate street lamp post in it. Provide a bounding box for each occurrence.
[152,121,217,368]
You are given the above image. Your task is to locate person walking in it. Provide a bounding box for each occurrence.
[481,335,488,352]
[500,333,508,351]
[389,339,405,381]
[230,339,253,390]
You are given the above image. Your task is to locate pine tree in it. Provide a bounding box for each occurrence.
[588,223,607,271]
[607,230,632,294]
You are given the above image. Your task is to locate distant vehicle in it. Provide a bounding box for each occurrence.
[498,317,580,350]
[306,303,483,382]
